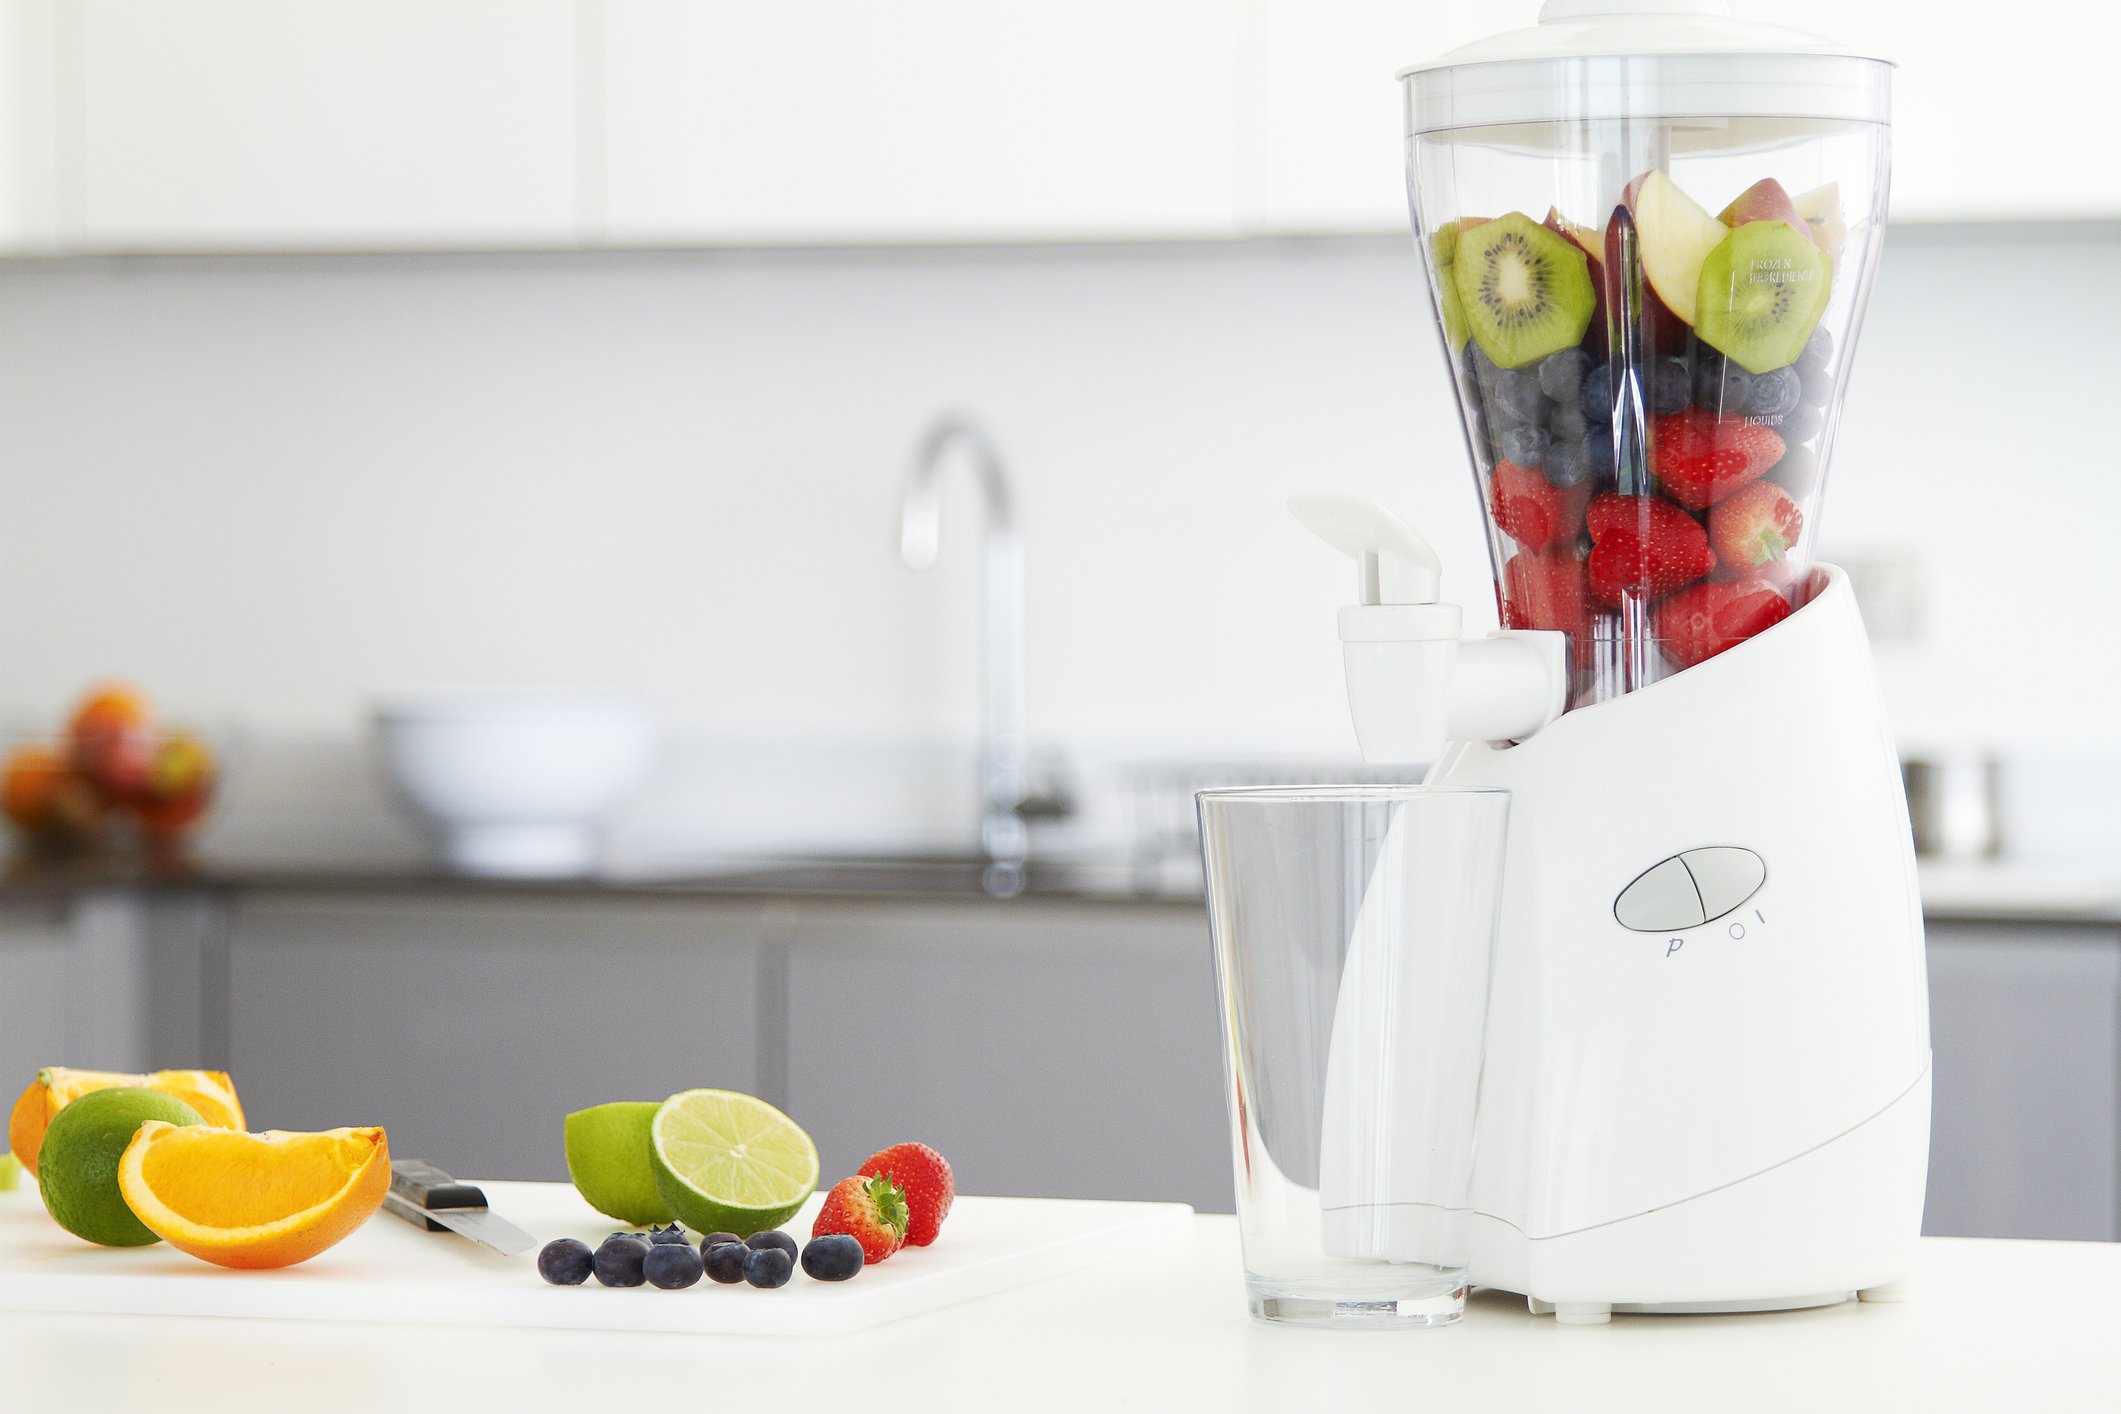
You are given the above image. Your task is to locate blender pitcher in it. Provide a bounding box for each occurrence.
[1403,0,1890,707]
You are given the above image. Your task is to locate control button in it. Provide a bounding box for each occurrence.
[1614,857,1706,932]
[1679,847,1766,923]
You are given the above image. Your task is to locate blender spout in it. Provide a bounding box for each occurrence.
[1294,493,1567,762]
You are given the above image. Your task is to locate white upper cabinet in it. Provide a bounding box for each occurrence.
[597,0,1239,245]
[1241,0,2121,235]
[1238,0,1490,236]
[1771,0,2121,223]
[0,0,2106,254]
[0,0,61,252]
[73,0,581,251]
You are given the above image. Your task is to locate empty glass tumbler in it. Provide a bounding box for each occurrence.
[1199,785,1510,1327]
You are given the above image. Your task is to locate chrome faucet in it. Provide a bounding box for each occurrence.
[898,414,1067,893]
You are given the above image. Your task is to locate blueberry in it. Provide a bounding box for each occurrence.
[1463,340,1501,388]
[1584,425,1614,478]
[1496,422,1550,469]
[1693,356,1753,414]
[700,1231,741,1249]
[592,1235,651,1287]
[800,1234,865,1283]
[1547,401,1588,442]
[1794,326,1833,378]
[1798,362,1834,410]
[703,1240,749,1284]
[746,1230,799,1258]
[1650,357,1690,414]
[537,1237,595,1286]
[647,1224,690,1246]
[1579,364,1612,423]
[1535,347,1590,403]
[1544,438,1593,488]
[1776,400,1828,442]
[744,1246,795,1289]
[1492,368,1548,425]
[644,1242,705,1289]
[1744,366,1801,418]
[1768,446,1821,496]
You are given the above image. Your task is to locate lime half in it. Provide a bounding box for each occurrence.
[649,1089,817,1237]
[565,1102,673,1226]
[0,1153,18,1191]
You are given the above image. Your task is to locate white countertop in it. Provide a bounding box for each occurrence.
[4,1216,2115,1413]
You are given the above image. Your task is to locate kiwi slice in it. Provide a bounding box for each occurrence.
[1431,221,1469,353]
[1452,212,1595,370]
[1695,221,1832,374]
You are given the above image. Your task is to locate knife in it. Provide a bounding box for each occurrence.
[383,1159,537,1256]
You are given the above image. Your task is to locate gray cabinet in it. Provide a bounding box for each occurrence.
[225,892,768,1182]
[783,898,1231,1213]
[0,889,220,1085]
[1924,923,2121,1240]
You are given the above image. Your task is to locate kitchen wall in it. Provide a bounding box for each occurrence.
[1,224,2115,851]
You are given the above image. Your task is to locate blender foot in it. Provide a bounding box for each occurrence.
[1553,1302,1612,1326]
[1858,1279,1912,1303]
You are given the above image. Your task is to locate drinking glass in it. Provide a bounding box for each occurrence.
[1199,785,1510,1327]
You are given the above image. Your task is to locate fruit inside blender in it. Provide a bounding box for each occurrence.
[1432,171,1850,708]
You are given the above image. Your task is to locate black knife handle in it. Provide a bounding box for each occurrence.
[390,1158,489,1212]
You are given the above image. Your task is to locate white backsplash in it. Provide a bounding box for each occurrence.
[2,225,2115,855]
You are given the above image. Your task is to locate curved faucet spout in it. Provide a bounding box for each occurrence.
[899,414,1031,876]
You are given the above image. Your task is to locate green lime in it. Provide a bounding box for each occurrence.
[0,1153,18,1191]
[565,1102,674,1226]
[649,1089,817,1237]
[38,1087,204,1246]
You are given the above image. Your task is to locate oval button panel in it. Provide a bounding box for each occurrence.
[1614,847,1765,933]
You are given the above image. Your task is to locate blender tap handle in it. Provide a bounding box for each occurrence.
[1291,490,1566,759]
[1289,493,1442,606]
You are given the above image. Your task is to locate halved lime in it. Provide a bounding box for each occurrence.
[649,1089,817,1237]
[564,1101,673,1226]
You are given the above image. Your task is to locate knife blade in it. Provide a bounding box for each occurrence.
[385,1159,537,1256]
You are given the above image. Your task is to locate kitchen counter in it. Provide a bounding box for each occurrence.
[4,847,2117,923]
[3,1219,2114,1413]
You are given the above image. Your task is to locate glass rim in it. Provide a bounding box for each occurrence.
[1194,784,1509,806]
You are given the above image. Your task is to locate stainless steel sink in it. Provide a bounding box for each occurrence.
[682,852,1194,901]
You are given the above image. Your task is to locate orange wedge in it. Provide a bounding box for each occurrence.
[116,1123,390,1269]
[9,1067,245,1176]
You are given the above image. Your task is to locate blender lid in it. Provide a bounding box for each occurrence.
[1402,0,1891,131]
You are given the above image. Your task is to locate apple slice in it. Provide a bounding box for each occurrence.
[1545,208,1607,353]
[1794,182,1847,263]
[1601,203,1690,355]
[1628,171,1726,329]
[1720,177,1805,229]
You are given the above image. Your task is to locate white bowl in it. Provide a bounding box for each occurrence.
[373,691,657,876]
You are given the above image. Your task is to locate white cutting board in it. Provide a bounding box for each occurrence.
[0,1180,1193,1336]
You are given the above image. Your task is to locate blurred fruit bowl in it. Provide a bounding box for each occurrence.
[2,684,222,853]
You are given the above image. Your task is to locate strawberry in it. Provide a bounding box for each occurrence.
[1652,579,1793,669]
[858,1142,954,1248]
[1487,461,1587,550]
[811,1173,910,1264]
[1584,494,1714,606]
[1650,409,1785,509]
[1709,480,1804,570]
[1500,548,1590,640]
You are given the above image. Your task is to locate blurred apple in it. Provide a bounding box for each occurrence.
[68,683,154,804]
[137,732,216,839]
[2,744,68,832]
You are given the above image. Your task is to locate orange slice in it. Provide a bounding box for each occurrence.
[117,1123,390,1269]
[9,1067,245,1176]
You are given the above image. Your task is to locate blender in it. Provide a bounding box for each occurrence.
[1296,0,1929,1323]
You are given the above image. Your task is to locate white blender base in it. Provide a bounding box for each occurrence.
[1479,1065,1931,1321]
